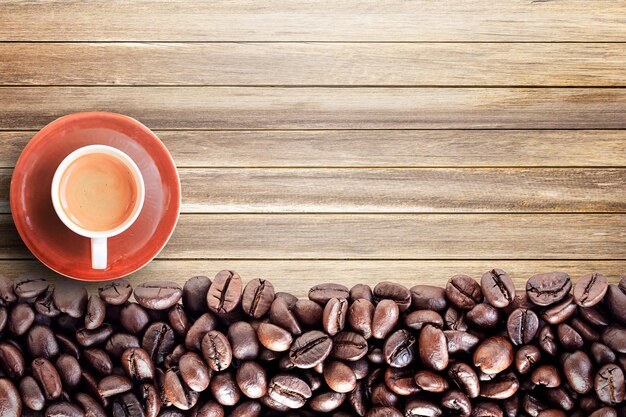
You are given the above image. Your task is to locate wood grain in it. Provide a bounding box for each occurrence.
[3,168,623,214]
[2,130,625,169]
[1,87,626,130]
[2,43,625,86]
[2,214,624,260]
[1,1,624,41]
[0,260,622,297]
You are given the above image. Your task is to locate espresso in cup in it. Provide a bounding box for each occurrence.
[57,152,139,232]
[51,145,145,269]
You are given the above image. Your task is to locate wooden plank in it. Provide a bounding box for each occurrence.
[2,43,626,86]
[1,1,624,42]
[3,168,623,214]
[2,214,624,260]
[2,130,625,169]
[1,87,625,130]
[0,260,623,298]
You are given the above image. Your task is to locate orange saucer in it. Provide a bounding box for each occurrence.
[10,112,181,281]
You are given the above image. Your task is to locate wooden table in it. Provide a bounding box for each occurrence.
[1,1,625,296]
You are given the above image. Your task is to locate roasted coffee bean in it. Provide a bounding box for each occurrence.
[236,361,267,398]
[526,272,572,306]
[308,283,349,305]
[473,401,503,417]
[143,322,175,364]
[589,407,618,417]
[55,353,82,388]
[371,299,398,340]
[27,325,59,359]
[414,370,448,393]
[228,321,260,360]
[442,389,471,417]
[531,365,561,388]
[446,274,483,310]
[201,330,232,371]
[98,374,133,397]
[579,305,610,326]
[309,391,345,412]
[0,342,25,378]
[7,303,34,336]
[404,399,442,417]
[570,316,599,343]
[269,298,301,336]
[538,325,559,356]
[268,374,312,409]
[373,282,410,312]
[371,381,401,407]
[289,330,332,368]
[112,392,145,417]
[444,330,480,354]
[190,400,223,417]
[448,362,480,398]
[168,304,190,336]
[474,336,514,374]
[75,323,113,347]
[210,372,241,406]
[257,322,292,352]
[467,303,500,329]
[515,344,541,374]
[322,297,348,336]
[120,303,151,334]
[573,273,608,307]
[121,347,154,381]
[507,308,539,345]
[241,279,275,318]
[562,351,593,394]
[292,300,323,330]
[541,295,577,325]
[544,387,574,411]
[0,378,21,417]
[74,392,106,417]
[383,329,415,368]
[230,400,262,417]
[367,407,403,417]
[182,276,212,318]
[185,312,217,351]
[32,357,62,400]
[135,281,183,310]
[605,284,626,325]
[410,285,448,312]
[163,367,199,410]
[444,306,468,331]
[98,279,132,305]
[84,295,106,330]
[207,270,243,314]
[324,360,356,393]
[105,333,140,358]
[331,331,367,361]
[481,268,515,308]
[350,284,373,302]
[557,323,584,351]
[52,281,88,318]
[13,274,48,299]
[419,325,448,371]
[480,372,519,399]
[45,402,85,417]
[0,275,17,307]
[383,367,420,396]
[590,342,616,365]
[19,375,44,411]
[595,364,625,404]
[274,292,298,309]
[83,348,112,375]
[0,307,6,332]
[164,344,186,369]
[140,383,161,417]
[347,299,374,339]
[601,324,626,353]
[404,309,443,331]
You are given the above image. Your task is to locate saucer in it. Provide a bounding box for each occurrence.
[10,112,181,281]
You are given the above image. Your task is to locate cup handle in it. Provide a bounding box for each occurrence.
[91,237,107,269]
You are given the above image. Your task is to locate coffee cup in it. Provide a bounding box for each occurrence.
[51,145,145,269]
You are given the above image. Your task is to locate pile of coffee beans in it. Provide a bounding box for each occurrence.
[0,270,624,417]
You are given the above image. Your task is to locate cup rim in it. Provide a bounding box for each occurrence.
[51,144,146,239]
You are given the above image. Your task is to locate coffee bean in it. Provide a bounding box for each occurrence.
[0,275,17,307]
[331,331,367,361]
[83,348,112,376]
[467,303,500,329]
[383,367,420,396]
[230,400,262,417]
[45,401,85,417]
[274,292,298,309]
[168,304,190,336]
[473,401,503,417]
[201,330,232,372]
[419,325,448,371]
[474,336,514,374]
[19,375,44,411]
[52,281,88,318]
[112,392,145,417]
[308,283,349,305]
[544,386,574,412]
[383,329,415,368]
[32,357,62,400]
[210,372,241,406]
[292,300,323,330]
[410,285,448,312]
[309,390,345,412]
[444,306,468,331]
[34,291,60,317]
[574,273,608,307]
[289,331,332,369]
[515,344,541,374]
[241,279,275,319]
[538,325,559,356]
[269,298,301,336]
[481,268,515,308]
[404,399,442,417]
[268,374,312,409]
[562,351,593,394]
[590,407,618,417]
[526,272,572,306]
[570,316,600,343]
[13,274,48,299]
[531,365,561,388]
[0,342,25,378]
[442,389,471,417]
[605,284,626,325]
[236,361,267,398]
[257,323,292,352]
[105,333,140,358]
[322,298,348,336]
[371,299,398,340]
[75,323,113,347]
[557,323,584,351]
[414,370,448,393]
[595,364,625,404]
[119,303,150,335]
[139,383,161,417]
[373,282,411,312]
[228,321,260,361]
[207,270,243,314]
[507,308,539,345]
[74,392,106,417]
[324,361,356,393]
[185,312,217,351]
[190,400,223,417]
[142,322,175,364]
[444,330,480,354]
[541,295,577,324]
[163,367,199,410]
[590,342,616,365]
[446,274,483,310]
[448,362,480,398]
[350,284,373,303]
[182,276,212,318]
[404,309,443,331]
[601,325,626,353]
[83,295,106,331]
[135,281,182,311]
[120,347,154,381]
[480,372,519,399]
[98,279,132,305]
[56,353,82,389]
[27,325,59,359]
